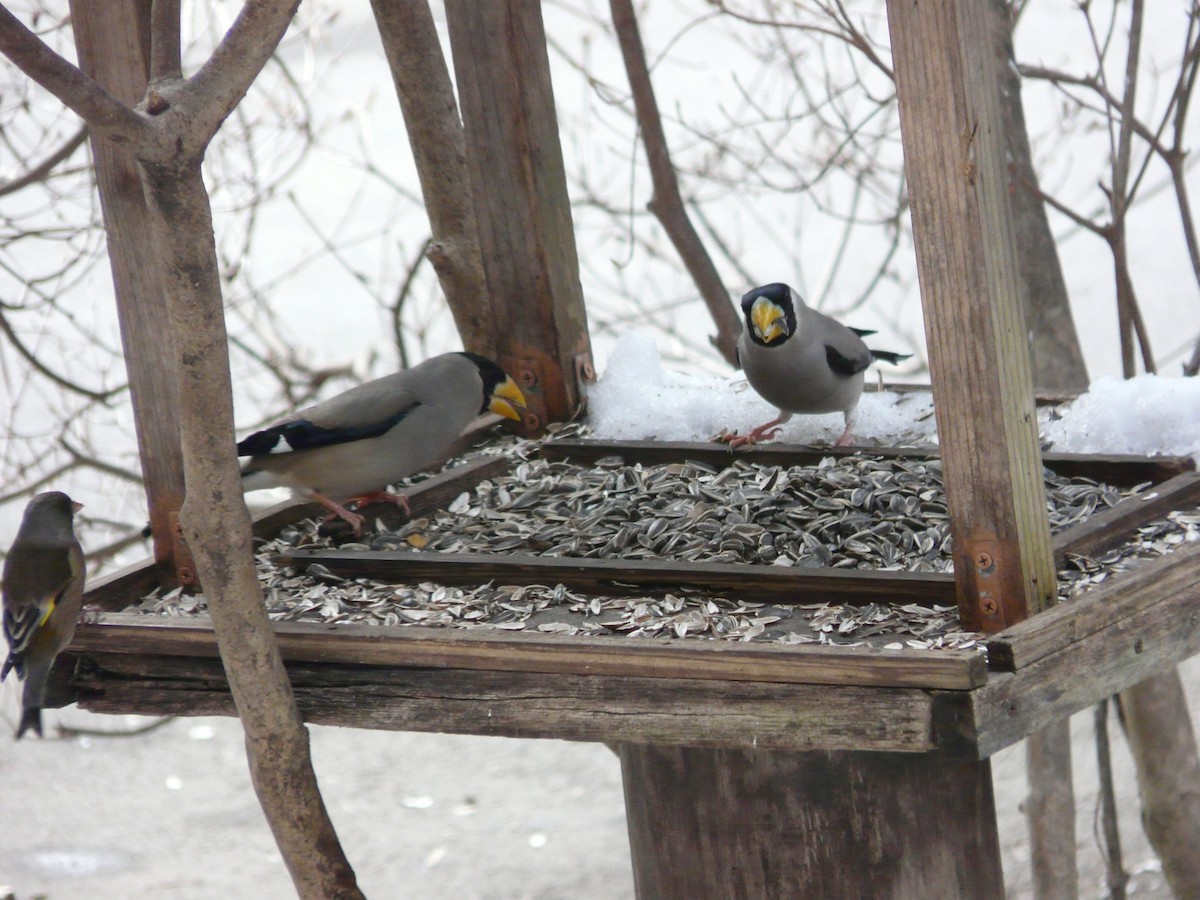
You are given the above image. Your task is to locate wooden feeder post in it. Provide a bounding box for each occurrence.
[885,0,1057,633]
[70,2,193,590]
[625,1,1048,895]
[442,0,594,433]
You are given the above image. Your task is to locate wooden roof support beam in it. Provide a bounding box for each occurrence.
[70,2,191,590]
[443,0,593,432]
[886,0,1056,633]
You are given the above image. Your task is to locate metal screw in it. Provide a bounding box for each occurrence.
[976,552,993,569]
[518,369,538,388]
[523,412,542,431]
[178,567,195,582]
[980,598,998,615]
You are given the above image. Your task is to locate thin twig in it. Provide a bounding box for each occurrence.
[1094,700,1129,900]
[0,124,88,197]
[610,0,741,366]
[55,716,177,739]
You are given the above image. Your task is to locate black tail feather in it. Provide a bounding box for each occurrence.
[16,706,42,739]
[870,349,912,366]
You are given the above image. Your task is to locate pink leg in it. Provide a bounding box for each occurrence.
[722,416,789,449]
[310,491,365,535]
[834,414,855,447]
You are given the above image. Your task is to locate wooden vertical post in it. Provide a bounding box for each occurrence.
[442,0,593,432]
[885,0,1056,632]
[70,1,193,590]
[621,747,1004,899]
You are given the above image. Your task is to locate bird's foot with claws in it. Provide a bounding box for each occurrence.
[718,423,783,449]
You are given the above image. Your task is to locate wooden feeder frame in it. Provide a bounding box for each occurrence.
[72,443,1200,762]
[53,2,1200,897]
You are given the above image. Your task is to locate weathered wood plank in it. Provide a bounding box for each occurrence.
[443,0,592,430]
[974,557,1200,757]
[70,2,189,589]
[276,548,956,607]
[988,539,1200,671]
[84,555,164,613]
[69,613,986,690]
[68,654,941,752]
[621,747,1003,898]
[1052,471,1200,565]
[887,0,1057,632]
[541,439,1193,488]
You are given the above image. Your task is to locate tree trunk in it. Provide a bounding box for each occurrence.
[1117,671,1200,898]
[370,0,492,358]
[989,0,1089,394]
[0,2,364,894]
[138,157,363,899]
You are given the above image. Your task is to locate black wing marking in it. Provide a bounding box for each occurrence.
[825,344,872,377]
[237,403,421,456]
[869,350,912,366]
[848,327,877,338]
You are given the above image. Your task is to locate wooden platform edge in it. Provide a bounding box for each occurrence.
[69,652,947,753]
[68,612,986,691]
[973,560,1200,757]
[1051,471,1200,565]
[987,539,1200,671]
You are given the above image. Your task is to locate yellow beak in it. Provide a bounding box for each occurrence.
[488,376,527,421]
[751,298,788,344]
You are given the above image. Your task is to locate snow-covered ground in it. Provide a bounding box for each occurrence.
[589,330,1200,460]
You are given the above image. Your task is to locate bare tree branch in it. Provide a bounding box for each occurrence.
[1186,335,1200,377]
[0,6,149,141]
[0,123,88,197]
[1095,701,1129,900]
[610,0,741,366]
[150,0,182,82]
[140,153,363,899]
[184,0,301,145]
[370,0,492,357]
[0,306,120,401]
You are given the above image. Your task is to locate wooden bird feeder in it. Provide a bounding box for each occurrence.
[49,2,1200,897]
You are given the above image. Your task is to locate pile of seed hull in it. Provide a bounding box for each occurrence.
[130,436,1199,651]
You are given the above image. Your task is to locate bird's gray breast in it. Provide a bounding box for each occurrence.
[740,331,866,415]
